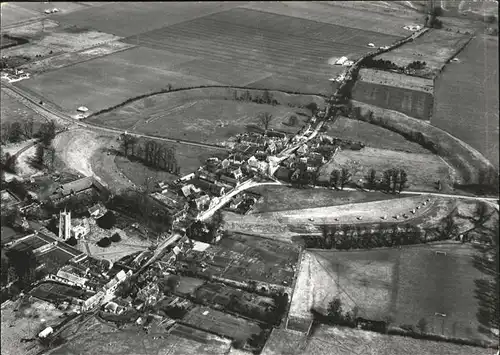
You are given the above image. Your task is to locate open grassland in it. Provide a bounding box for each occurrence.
[303,325,494,355]
[296,244,496,343]
[241,2,417,37]
[11,2,90,17]
[16,46,218,113]
[0,3,41,28]
[320,147,452,192]
[249,185,402,213]
[50,321,232,355]
[432,35,499,169]
[122,7,391,95]
[375,29,472,77]
[327,116,431,153]
[351,101,494,185]
[1,89,45,128]
[88,88,324,144]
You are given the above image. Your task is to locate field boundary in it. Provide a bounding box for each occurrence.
[85,85,328,119]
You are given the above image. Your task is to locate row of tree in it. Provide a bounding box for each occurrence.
[120,134,180,175]
[233,89,279,106]
[304,220,457,250]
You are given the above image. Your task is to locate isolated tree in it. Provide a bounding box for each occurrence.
[33,144,45,168]
[46,146,56,171]
[306,102,318,115]
[330,169,340,189]
[327,297,343,322]
[398,169,408,193]
[8,122,23,143]
[39,120,56,146]
[23,117,34,139]
[242,90,252,102]
[258,112,273,131]
[3,153,17,174]
[416,317,428,333]
[97,237,111,248]
[340,168,351,190]
[366,169,377,189]
[110,233,121,242]
[390,168,399,193]
[262,89,273,104]
[288,115,298,126]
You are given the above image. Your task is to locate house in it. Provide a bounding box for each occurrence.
[220,175,237,187]
[267,141,277,154]
[56,270,88,287]
[297,144,308,155]
[88,203,106,219]
[231,167,243,180]
[71,222,89,239]
[181,184,195,198]
[308,153,326,167]
[49,177,105,202]
[265,130,287,139]
[195,195,210,210]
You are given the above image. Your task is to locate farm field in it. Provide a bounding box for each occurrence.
[50,322,232,355]
[241,2,417,37]
[319,147,452,192]
[301,325,494,355]
[15,46,218,113]
[432,35,499,169]
[249,185,402,213]
[0,3,41,28]
[183,305,263,344]
[374,29,472,77]
[327,116,431,153]
[200,233,299,286]
[118,7,393,96]
[289,244,496,343]
[88,88,324,144]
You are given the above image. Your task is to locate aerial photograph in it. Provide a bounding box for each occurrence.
[0,1,498,354]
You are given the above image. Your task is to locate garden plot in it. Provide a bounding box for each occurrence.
[320,147,452,192]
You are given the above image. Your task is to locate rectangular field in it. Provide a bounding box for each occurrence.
[182,305,263,342]
[432,35,499,169]
[1,89,46,129]
[292,244,496,343]
[374,29,472,76]
[319,147,452,192]
[327,116,430,154]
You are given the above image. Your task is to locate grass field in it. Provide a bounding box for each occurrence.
[249,186,402,213]
[176,277,206,295]
[302,324,494,355]
[432,35,499,169]
[291,244,496,343]
[183,305,263,343]
[16,46,218,113]
[319,147,452,192]
[201,233,299,286]
[88,88,323,144]
[374,29,472,77]
[1,89,45,129]
[327,116,431,153]
[0,3,41,28]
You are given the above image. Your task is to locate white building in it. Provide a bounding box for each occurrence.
[335,56,348,65]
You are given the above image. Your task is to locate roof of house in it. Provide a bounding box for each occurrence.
[50,177,95,200]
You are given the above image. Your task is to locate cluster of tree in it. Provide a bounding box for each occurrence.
[381,168,408,193]
[1,249,39,291]
[290,164,321,188]
[282,114,299,127]
[120,135,180,175]
[361,58,402,71]
[329,168,352,190]
[1,148,18,175]
[325,297,358,327]
[258,112,274,131]
[304,223,451,250]
[233,89,279,106]
[107,189,172,234]
[186,210,223,243]
[426,6,443,29]
[97,237,112,248]
[96,211,116,229]
[407,60,427,70]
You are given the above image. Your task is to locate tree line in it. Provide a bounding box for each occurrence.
[120,134,180,175]
[233,89,279,106]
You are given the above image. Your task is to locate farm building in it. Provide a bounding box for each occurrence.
[49,176,107,202]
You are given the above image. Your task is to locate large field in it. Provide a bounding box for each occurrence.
[319,147,453,192]
[264,325,494,355]
[249,185,402,213]
[12,3,417,112]
[1,89,45,129]
[327,116,430,154]
[87,88,324,144]
[289,245,496,343]
[432,35,499,169]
